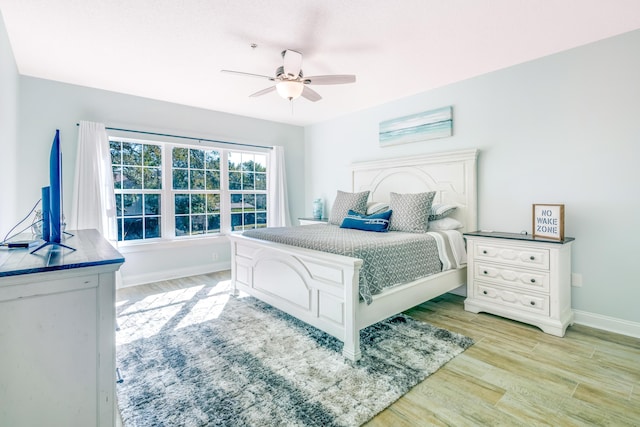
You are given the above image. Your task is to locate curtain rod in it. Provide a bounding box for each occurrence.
[75,123,273,150]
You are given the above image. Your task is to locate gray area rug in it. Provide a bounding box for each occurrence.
[115,281,473,427]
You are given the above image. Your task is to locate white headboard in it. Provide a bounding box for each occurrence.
[350,149,479,232]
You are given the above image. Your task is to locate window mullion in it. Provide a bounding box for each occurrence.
[163,144,175,239]
[220,151,231,234]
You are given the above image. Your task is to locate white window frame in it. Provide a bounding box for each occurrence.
[110,136,270,245]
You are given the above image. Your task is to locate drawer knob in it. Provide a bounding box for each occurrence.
[483,270,488,275]
[530,256,535,260]
[530,301,536,306]
[483,250,488,254]
[530,278,536,283]
[483,290,488,295]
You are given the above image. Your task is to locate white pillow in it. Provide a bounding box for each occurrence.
[366,201,389,215]
[429,204,457,221]
[428,217,464,231]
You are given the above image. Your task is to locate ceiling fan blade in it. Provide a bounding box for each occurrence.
[304,75,356,85]
[249,86,277,97]
[301,86,322,102]
[221,70,274,80]
[282,50,303,78]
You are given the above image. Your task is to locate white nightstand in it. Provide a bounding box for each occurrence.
[298,217,329,225]
[463,231,575,337]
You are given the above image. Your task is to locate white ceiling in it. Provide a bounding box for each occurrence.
[2,1,640,126]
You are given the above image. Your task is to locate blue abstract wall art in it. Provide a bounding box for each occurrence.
[379,106,452,147]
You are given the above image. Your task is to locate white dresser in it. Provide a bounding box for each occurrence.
[463,231,574,336]
[0,229,124,426]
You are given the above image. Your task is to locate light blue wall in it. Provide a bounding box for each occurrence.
[0,11,19,236]
[305,30,640,324]
[16,77,305,284]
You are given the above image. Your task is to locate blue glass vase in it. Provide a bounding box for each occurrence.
[312,199,323,219]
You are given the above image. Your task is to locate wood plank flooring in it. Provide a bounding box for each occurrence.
[116,272,640,426]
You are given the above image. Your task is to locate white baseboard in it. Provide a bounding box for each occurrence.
[118,261,231,289]
[448,286,639,339]
[573,309,640,339]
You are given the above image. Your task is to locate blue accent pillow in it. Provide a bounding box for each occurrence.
[340,209,392,232]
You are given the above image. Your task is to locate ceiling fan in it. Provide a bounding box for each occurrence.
[221,49,356,102]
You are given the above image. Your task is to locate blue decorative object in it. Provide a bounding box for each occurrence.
[340,209,392,232]
[312,198,324,219]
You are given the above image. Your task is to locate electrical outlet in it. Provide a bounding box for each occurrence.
[212,252,219,261]
[571,273,583,287]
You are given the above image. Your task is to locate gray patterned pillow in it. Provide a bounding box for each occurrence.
[328,190,370,225]
[388,191,436,233]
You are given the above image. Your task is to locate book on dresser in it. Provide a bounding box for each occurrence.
[463,231,575,337]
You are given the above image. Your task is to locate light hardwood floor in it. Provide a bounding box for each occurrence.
[116,272,640,426]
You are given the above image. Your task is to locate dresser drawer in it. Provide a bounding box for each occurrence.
[474,242,549,270]
[474,263,550,293]
[475,282,549,316]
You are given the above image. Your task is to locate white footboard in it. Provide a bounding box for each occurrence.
[229,233,468,361]
[229,234,364,361]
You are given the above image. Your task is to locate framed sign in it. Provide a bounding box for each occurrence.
[532,204,564,240]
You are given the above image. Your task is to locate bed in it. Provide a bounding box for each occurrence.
[229,149,478,361]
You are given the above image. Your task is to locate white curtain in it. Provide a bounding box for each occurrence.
[68,121,117,240]
[267,146,291,227]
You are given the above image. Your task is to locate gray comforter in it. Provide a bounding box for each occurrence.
[243,224,442,304]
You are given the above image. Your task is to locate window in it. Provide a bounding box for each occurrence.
[110,140,162,241]
[172,147,221,236]
[110,138,269,243]
[228,152,267,231]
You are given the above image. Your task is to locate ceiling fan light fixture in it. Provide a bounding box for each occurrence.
[276,80,303,100]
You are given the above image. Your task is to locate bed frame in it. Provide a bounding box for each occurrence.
[229,149,478,361]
